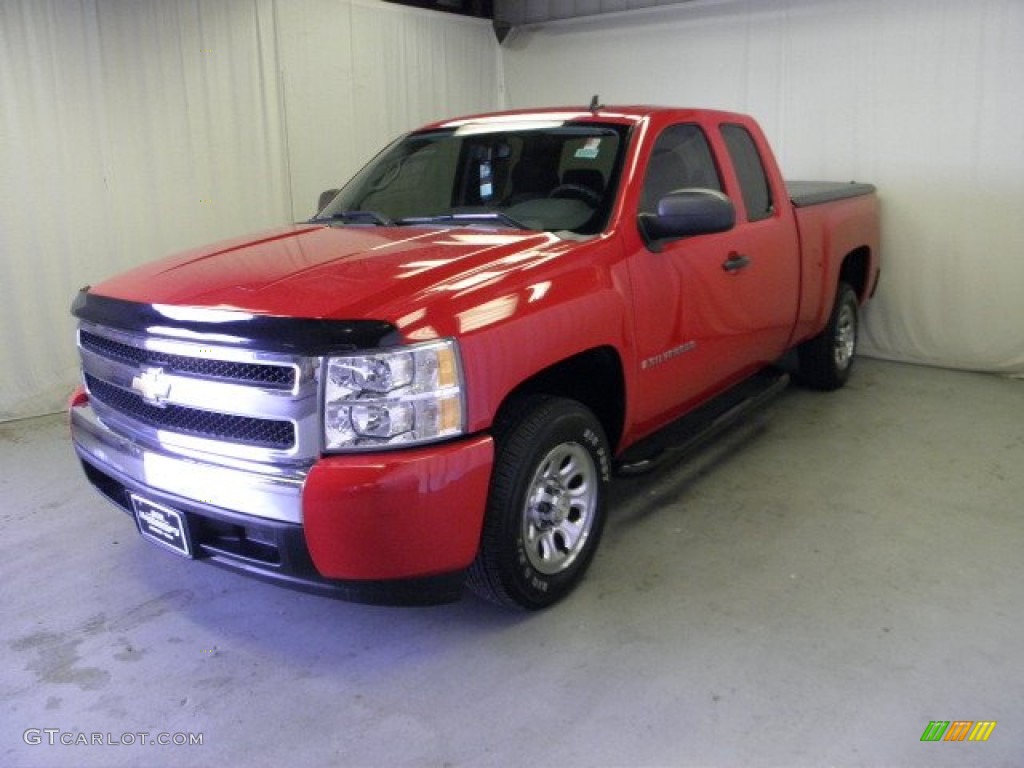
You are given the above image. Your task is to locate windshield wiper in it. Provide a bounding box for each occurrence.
[313,210,394,227]
[395,212,530,230]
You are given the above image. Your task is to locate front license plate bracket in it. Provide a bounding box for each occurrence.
[130,494,192,558]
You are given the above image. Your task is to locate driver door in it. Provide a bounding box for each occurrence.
[627,122,765,436]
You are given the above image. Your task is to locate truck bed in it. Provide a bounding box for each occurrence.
[788,180,876,208]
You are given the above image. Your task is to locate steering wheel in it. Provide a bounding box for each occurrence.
[548,183,602,207]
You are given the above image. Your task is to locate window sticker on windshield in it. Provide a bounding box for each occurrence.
[479,160,494,200]
[574,138,602,160]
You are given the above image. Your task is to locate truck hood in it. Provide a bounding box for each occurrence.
[90,224,570,323]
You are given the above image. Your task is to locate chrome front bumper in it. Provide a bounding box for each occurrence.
[71,402,308,524]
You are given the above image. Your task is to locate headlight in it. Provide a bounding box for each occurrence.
[323,339,464,451]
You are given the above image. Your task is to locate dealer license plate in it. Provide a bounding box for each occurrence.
[130,495,192,558]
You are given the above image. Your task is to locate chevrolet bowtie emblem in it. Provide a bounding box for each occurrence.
[131,367,172,407]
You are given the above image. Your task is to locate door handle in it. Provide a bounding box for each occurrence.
[722,253,751,272]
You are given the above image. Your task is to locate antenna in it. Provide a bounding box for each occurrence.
[589,94,604,112]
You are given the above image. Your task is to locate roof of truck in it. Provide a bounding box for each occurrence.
[421,105,749,131]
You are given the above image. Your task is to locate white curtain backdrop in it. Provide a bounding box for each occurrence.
[502,0,1024,378]
[2,0,1020,421]
[0,0,500,420]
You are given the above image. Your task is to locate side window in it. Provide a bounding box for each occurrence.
[720,123,773,222]
[639,124,721,215]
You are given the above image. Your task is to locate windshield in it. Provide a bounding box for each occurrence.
[316,122,629,235]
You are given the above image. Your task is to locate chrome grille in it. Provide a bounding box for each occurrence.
[79,329,296,389]
[77,322,319,463]
[84,374,295,450]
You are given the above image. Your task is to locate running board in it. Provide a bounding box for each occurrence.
[614,368,790,477]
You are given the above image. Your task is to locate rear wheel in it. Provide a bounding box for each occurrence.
[467,396,610,609]
[798,281,859,391]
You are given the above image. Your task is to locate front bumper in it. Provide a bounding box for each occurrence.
[70,397,494,604]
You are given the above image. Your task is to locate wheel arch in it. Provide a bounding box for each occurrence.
[492,346,626,452]
[839,246,872,302]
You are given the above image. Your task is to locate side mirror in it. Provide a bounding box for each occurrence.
[641,189,735,245]
[317,189,340,214]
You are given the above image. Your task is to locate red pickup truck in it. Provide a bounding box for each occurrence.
[69,105,879,609]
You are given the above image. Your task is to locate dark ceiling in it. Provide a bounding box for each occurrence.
[382,1,493,19]
[383,1,704,42]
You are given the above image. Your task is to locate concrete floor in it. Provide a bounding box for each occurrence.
[2,358,1021,768]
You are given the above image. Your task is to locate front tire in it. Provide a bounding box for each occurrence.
[467,396,610,610]
[798,281,859,391]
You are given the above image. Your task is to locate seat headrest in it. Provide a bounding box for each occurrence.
[561,168,606,193]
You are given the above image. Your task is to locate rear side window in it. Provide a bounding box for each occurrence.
[720,124,773,221]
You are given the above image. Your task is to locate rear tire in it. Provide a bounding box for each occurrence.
[798,281,859,391]
[467,396,610,610]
